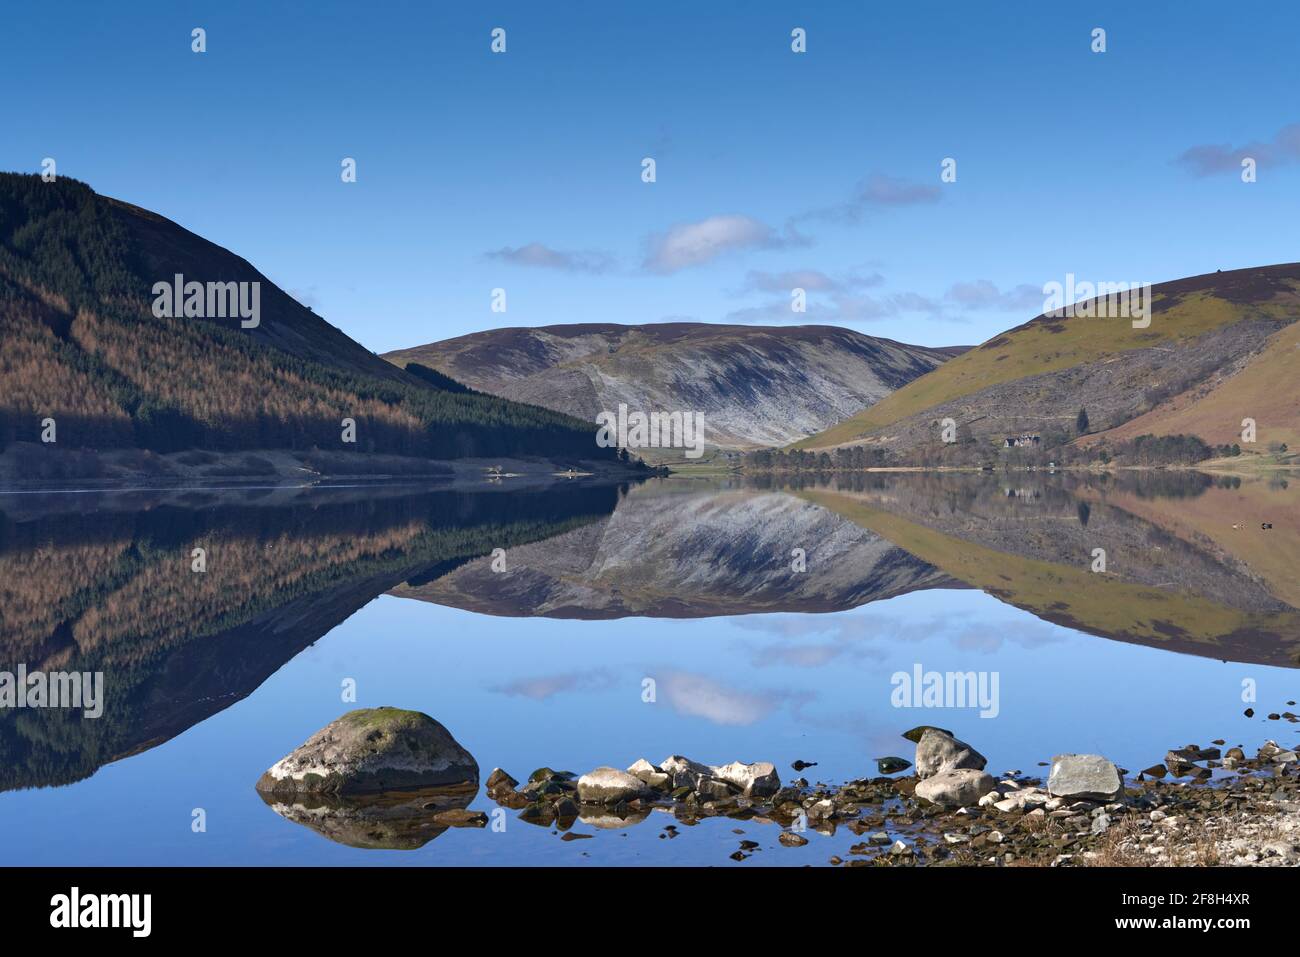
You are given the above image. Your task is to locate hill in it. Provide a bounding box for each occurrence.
[795,264,1300,465]
[385,323,957,450]
[0,174,620,468]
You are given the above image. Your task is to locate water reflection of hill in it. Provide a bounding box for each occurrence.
[4,470,1295,794]
[402,471,1300,667]
[795,472,1300,667]
[0,484,623,791]
[392,479,959,618]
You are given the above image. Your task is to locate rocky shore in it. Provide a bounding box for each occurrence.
[484,727,1300,867]
[256,708,1299,865]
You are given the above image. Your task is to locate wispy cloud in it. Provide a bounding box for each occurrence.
[1175,122,1300,176]
[795,172,942,226]
[642,214,805,274]
[727,277,1038,326]
[943,279,1043,311]
[740,267,884,294]
[486,241,615,274]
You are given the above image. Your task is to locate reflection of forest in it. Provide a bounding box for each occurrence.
[0,484,623,791]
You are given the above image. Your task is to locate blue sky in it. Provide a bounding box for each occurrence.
[3,1,1297,352]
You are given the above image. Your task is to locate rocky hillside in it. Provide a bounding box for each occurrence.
[796,264,1300,464]
[0,174,620,465]
[385,323,957,450]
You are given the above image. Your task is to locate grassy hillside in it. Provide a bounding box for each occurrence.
[797,264,1300,452]
[0,174,619,463]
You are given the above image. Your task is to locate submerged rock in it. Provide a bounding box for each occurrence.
[915,729,987,780]
[1046,754,1123,801]
[486,768,518,790]
[255,707,478,796]
[875,756,912,775]
[257,783,476,849]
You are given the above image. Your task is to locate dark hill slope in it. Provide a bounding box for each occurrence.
[0,174,616,462]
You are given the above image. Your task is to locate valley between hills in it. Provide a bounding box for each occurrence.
[3,173,1296,484]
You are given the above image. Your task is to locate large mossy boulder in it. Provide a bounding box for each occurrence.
[255,707,478,796]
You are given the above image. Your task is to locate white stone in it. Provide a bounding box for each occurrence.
[711,760,780,798]
[577,767,651,804]
[914,769,998,807]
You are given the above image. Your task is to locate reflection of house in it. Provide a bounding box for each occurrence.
[1003,487,1041,499]
[1004,434,1040,448]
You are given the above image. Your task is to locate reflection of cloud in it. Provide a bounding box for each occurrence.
[734,607,1064,666]
[656,670,811,726]
[946,619,1063,653]
[749,643,849,668]
[491,668,617,700]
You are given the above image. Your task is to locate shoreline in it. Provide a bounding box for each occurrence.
[485,728,1300,867]
[0,450,652,494]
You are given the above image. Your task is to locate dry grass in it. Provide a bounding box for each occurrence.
[1081,817,1151,867]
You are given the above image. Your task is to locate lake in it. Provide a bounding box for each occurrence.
[0,471,1296,866]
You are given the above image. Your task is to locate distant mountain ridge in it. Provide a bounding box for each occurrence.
[385,322,960,450]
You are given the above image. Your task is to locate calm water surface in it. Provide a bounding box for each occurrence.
[0,473,1296,865]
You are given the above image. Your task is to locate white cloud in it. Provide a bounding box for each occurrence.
[486,242,615,274]
[643,214,796,273]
